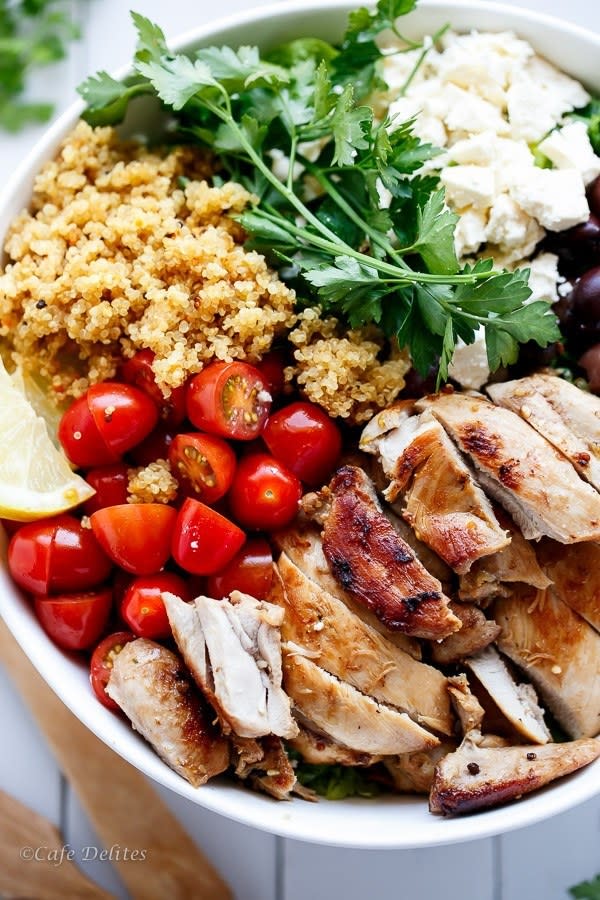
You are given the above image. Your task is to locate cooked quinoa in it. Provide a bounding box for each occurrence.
[127,459,178,505]
[0,121,408,422]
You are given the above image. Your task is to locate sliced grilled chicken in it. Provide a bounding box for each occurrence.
[384,503,453,588]
[289,724,382,767]
[282,648,440,755]
[430,603,501,666]
[163,591,298,740]
[494,587,600,739]
[274,521,421,658]
[417,391,600,543]
[429,729,600,816]
[240,735,297,801]
[384,741,457,794]
[359,399,417,473]
[372,410,510,573]
[466,646,550,744]
[459,510,551,603]
[106,639,230,787]
[273,553,454,735]
[314,466,460,639]
[488,374,600,490]
[447,674,485,735]
[538,540,600,633]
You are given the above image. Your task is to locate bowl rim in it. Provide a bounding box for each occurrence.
[1,0,600,850]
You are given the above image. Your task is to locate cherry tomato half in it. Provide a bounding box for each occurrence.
[207,537,273,600]
[120,572,191,640]
[90,631,136,710]
[34,588,113,651]
[168,433,236,505]
[228,453,302,530]
[119,350,187,428]
[90,503,177,575]
[263,401,342,486]
[128,425,176,467]
[172,498,246,575]
[8,515,112,595]
[186,362,271,441]
[255,350,287,399]
[84,463,129,516]
[59,383,159,468]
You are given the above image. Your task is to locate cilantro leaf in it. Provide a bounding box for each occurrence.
[569,874,600,900]
[331,85,372,165]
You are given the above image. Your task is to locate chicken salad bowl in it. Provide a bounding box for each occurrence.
[1,0,600,848]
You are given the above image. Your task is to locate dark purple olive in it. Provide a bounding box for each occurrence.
[507,341,562,378]
[401,363,438,397]
[545,214,600,278]
[579,343,600,392]
[562,266,600,352]
[587,176,600,219]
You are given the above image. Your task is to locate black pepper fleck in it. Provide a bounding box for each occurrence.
[467,762,480,775]
[526,752,537,761]
[35,299,47,309]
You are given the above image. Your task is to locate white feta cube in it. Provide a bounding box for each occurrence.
[526,252,562,304]
[454,208,488,257]
[538,121,600,186]
[448,327,490,391]
[442,85,509,134]
[509,168,590,231]
[441,164,496,210]
[485,194,544,256]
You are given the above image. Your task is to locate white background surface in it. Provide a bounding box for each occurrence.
[1,0,599,897]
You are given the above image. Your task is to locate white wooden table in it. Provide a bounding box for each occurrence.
[1,1,599,897]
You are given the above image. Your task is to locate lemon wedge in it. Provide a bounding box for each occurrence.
[0,358,95,521]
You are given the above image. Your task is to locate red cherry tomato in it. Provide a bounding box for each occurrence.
[207,538,273,600]
[172,498,246,575]
[90,504,177,575]
[120,572,191,640]
[228,453,302,530]
[168,433,236,505]
[90,631,136,710]
[119,350,187,428]
[186,362,271,441]
[255,350,287,399]
[34,588,113,651]
[58,394,118,467]
[128,426,176,467]
[263,401,342,486]
[84,463,129,516]
[59,383,159,468]
[8,515,112,595]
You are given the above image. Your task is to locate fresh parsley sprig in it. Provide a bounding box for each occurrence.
[570,874,600,900]
[78,0,560,384]
[0,0,79,132]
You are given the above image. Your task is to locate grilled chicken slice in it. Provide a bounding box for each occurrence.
[488,374,600,491]
[359,399,417,474]
[365,409,509,573]
[289,724,382,767]
[384,741,458,794]
[466,646,550,744]
[273,553,454,735]
[538,540,600,633]
[429,730,600,816]
[274,521,421,658]
[384,504,453,588]
[316,466,460,639]
[106,639,229,787]
[238,735,298,801]
[282,648,440,755]
[418,391,600,543]
[447,674,485,735]
[163,591,298,740]
[431,603,501,666]
[494,587,600,739]
[459,510,551,603]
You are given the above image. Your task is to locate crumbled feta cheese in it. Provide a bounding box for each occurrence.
[485,194,544,257]
[510,168,589,231]
[441,84,509,134]
[538,121,600,186]
[454,208,488,257]
[441,164,496,210]
[269,148,303,183]
[507,58,590,142]
[448,327,490,390]
[526,252,562,303]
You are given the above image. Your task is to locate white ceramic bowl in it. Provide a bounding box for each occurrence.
[1,0,599,850]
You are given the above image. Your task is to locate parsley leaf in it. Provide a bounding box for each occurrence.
[345,0,417,43]
[293,760,381,800]
[330,85,372,165]
[570,97,600,154]
[570,874,600,900]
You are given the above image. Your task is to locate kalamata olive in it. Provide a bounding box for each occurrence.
[562,267,600,350]
[545,214,600,278]
[507,341,562,378]
[587,176,600,219]
[579,343,600,392]
[401,363,438,397]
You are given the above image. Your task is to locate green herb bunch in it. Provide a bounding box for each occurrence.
[0,0,79,131]
[78,0,560,383]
